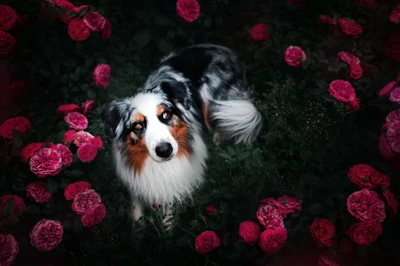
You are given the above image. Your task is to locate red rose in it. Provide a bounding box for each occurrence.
[338,18,363,38]
[100,19,112,40]
[347,189,386,223]
[0,233,19,266]
[57,0,76,24]
[369,170,390,188]
[81,203,106,227]
[0,116,31,139]
[0,195,25,217]
[81,99,95,115]
[47,142,57,150]
[347,220,382,245]
[0,5,17,31]
[318,254,339,266]
[55,143,73,167]
[238,221,260,246]
[337,51,360,65]
[382,189,398,216]
[83,11,106,31]
[68,18,91,42]
[310,218,335,247]
[72,189,101,215]
[26,182,52,203]
[347,164,374,189]
[389,87,400,104]
[256,204,285,229]
[93,64,111,88]
[379,81,396,98]
[349,63,363,80]
[284,46,306,67]
[29,148,63,178]
[258,227,287,254]
[77,143,98,162]
[386,122,400,153]
[20,142,45,163]
[64,181,92,200]
[276,195,302,215]
[3,81,30,105]
[176,0,200,23]
[286,0,306,9]
[64,112,88,130]
[250,23,270,41]
[205,204,216,215]
[386,109,400,123]
[260,198,287,217]
[379,133,397,160]
[318,15,336,26]
[73,131,94,147]
[195,231,220,254]
[384,35,400,63]
[346,97,360,112]
[62,129,76,145]
[328,80,356,103]
[57,104,80,115]
[91,136,103,149]
[29,219,63,251]
[390,5,400,24]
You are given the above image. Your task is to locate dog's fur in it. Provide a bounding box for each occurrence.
[101,44,263,222]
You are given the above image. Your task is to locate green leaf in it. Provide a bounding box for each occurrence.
[154,15,174,26]
[39,67,52,79]
[12,130,24,150]
[204,17,212,27]
[24,203,40,215]
[64,169,84,178]
[157,40,173,54]
[0,198,15,218]
[133,29,152,48]
[45,178,59,193]
[78,7,89,16]
[308,202,325,215]
[0,216,19,227]
[87,89,96,99]
[175,235,190,247]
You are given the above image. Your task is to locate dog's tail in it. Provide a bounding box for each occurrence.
[209,99,263,145]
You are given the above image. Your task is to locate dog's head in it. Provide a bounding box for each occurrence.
[101,80,192,166]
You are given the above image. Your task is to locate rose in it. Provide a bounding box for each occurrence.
[83,11,106,31]
[337,51,360,65]
[0,116,31,139]
[194,231,220,254]
[369,171,390,188]
[64,112,88,130]
[384,35,400,63]
[29,148,63,178]
[347,97,360,112]
[54,144,73,167]
[250,23,270,41]
[57,104,80,115]
[62,129,76,145]
[64,181,92,200]
[310,218,335,247]
[0,233,19,266]
[276,195,302,215]
[238,221,260,246]
[390,5,400,24]
[57,0,76,24]
[258,227,287,254]
[389,87,400,104]
[259,198,287,217]
[318,254,339,266]
[284,46,306,67]
[347,164,374,189]
[256,204,285,229]
[77,143,98,163]
[20,142,45,163]
[382,189,398,216]
[349,63,363,80]
[73,131,94,147]
[26,182,52,203]
[379,81,397,98]
[81,100,95,115]
[91,136,103,149]
[205,204,216,215]
[318,15,336,26]
[386,109,400,123]
[72,189,101,215]
[100,19,112,40]
[338,18,363,38]
[68,18,91,42]
[328,80,356,103]
[93,64,111,88]
[0,5,17,31]
[347,189,386,223]
[0,195,24,216]
[81,203,106,227]
[386,122,400,153]
[176,0,200,23]
[379,133,397,160]
[29,219,63,251]
[347,220,382,245]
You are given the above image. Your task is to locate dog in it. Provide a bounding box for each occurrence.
[100,44,263,225]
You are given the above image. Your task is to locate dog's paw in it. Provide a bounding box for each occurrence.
[132,203,143,222]
[213,131,222,146]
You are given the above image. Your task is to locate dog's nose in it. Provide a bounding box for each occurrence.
[155,142,173,158]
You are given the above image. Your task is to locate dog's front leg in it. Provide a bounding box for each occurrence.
[132,201,143,221]
[162,203,174,230]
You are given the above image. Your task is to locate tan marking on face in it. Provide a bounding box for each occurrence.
[156,105,165,116]
[170,117,190,157]
[126,134,148,175]
[132,112,145,122]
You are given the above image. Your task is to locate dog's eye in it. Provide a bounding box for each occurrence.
[133,123,143,132]
[161,111,172,120]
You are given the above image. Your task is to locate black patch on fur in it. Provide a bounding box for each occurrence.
[100,100,131,140]
[160,81,192,110]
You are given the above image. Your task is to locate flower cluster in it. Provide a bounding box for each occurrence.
[64,182,106,228]
[337,51,363,80]
[379,108,400,162]
[319,15,363,38]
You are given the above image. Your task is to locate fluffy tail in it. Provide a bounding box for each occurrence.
[209,100,263,145]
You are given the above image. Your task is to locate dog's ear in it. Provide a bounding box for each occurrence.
[160,80,192,110]
[100,100,128,139]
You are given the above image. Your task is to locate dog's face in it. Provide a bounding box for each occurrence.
[101,81,192,166]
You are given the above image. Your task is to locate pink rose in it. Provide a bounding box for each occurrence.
[250,23,270,41]
[318,254,340,266]
[379,81,397,98]
[256,204,285,229]
[26,182,52,203]
[318,15,336,26]
[349,63,363,80]
[64,112,88,130]
[29,148,62,178]
[347,97,360,112]
[386,121,400,153]
[194,231,220,254]
[347,189,386,223]
[390,5,400,24]
[64,181,92,200]
[238,221,260,246]
[276,195,302,215]
[260,197,287,217]
[176,0,200,23]
[73,131,94,147]
[81,203,106,227]
[337,51,360,65]
[382,189,398,216]
[93,64,111,88]
[54,144,73,167]
[83,11,106,31]
[29,219,63,251]
[72,189,101,215]
[77,143,98,163]
[386,109,400,123]
[338,18,363,38]
[284,46,306,67]
[57,104,80,115]
[328,80,356,103]
[0,195,25,217]
[389,87,400,104]
[81,99,95,115]
[379,133,397,160]
[0,233,19,266]
[62,129,76,145]
[91,136,103,149]
[258,228,287,254]
[100,19,112,40]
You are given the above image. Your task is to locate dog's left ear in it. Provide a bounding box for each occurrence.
[160,80,192,110]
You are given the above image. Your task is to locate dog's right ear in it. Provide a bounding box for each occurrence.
[100,100,128,140]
